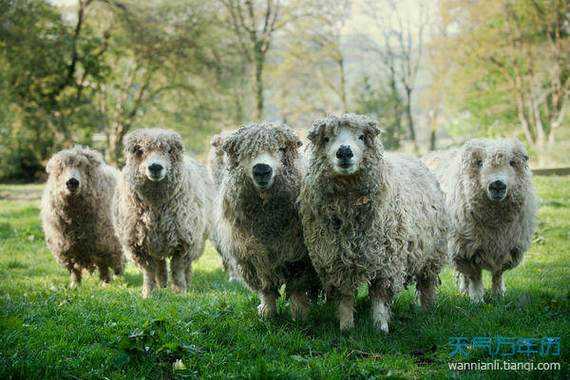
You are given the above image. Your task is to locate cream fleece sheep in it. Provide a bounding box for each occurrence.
[208,134,240,282]
[299,114,448,332]
[423,138,537,302]
[112,128,212,298]
[41,146,124,287]
[217,122,320,320]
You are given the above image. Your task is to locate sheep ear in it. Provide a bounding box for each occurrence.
[364,120,381,139]
[211,134,224,149]
[222,132,241,168]
[278,127,302,152]
[462,139,485,164]
[511,138,529,162]
[307,120,326,145]
[82,148,104,167]
[45,155,59,174]
[169,135,184,154]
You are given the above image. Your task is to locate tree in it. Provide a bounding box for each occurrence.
[439,0,569,152]
[363,0,430,152]
[353,75,404,150]
[273,0,351,122]
[0,0,111,177]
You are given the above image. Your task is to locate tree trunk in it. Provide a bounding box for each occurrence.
[404,87,418,152]
[338,57,348,113]
[254,49,265,120]
[106,122,127,165]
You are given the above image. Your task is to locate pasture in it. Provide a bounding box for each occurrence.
[0,177,568,379]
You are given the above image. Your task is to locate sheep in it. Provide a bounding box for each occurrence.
[299,114,448,332]
[208,134,240,282]
[217,122,320,320]
[423,138,537,303]
[112,128,212,298]
[41,146,124,287]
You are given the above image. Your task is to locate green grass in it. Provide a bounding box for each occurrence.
[0,179,568,379]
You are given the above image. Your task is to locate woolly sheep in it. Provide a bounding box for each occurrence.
[299,114,448,332]
[41,146,124,287]
[208,133,240,282]
[112,129,212,298]
[217,122,320,320]
[423,138,537,302]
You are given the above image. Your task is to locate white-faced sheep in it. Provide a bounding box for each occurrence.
[208,133,240,282]
[299,114,448,332]
[423,138,537,303]
[41,146,124,287]
[217,122,320,320]
[112,129,212,298]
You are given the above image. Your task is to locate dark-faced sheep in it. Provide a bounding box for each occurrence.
[217,122,319,320]
[423,138,537,302]
[112,129,212,298]
[299,114,448,332]
[41,146,124,287]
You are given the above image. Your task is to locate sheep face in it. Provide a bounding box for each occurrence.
[462,139,530,203]
[308,114,380,176]
[222,123,302,192]
[46,147,103,197]
[123,129,184,188]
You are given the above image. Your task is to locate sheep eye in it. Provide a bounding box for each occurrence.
[133,146,143,157]
[476,159,483,168]
[358,134,365,141]
[509,160,516,167]
[323,137,330,143]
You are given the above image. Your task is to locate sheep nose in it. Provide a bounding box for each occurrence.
[252,163,272,179]
[489,180,507,193]
[148,163,163,174]
[66,178,79,191]
[336,145,353,160]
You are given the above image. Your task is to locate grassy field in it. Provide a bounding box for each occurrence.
[0,178,568,379]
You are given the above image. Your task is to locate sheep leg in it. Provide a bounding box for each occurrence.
[141,266,157,299]
[369,287,390,333]
[456,273,470,294]
[290,290,310,321]
[466,269,485,303]
[338,293,355,331]
[185,263,193,286]
[155,259,168,288]
[491,271,506,297]
[69,266,82,289]
[170,255,187,293]
[113,256,124,276]
[257,290,277,318]
[98,264,112,284]
[416,275,437,311]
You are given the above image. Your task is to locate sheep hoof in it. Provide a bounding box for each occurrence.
[339,318,354,331]
[172,285,187,294]
[290,302,309,322]
[257,302,276,318]
[141,287,153,299]
[375,321,389,333]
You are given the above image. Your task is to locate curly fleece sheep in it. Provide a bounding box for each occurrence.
[113,129,213,298]
[299,114,448,332]
[423,138,537,302]
[41,146,124,287]
[208,133,240,282]
[217,122,320,320]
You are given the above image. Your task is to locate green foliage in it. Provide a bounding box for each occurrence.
[0,178,568,378]
[353,76,404,150]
